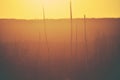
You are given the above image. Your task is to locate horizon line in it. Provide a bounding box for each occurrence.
[0,17,120,20]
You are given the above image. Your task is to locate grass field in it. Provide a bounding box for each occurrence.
[0,18,120,80]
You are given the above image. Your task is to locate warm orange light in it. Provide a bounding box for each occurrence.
[0,0,120,19]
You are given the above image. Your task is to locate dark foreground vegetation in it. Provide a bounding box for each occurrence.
[0,18,120,80]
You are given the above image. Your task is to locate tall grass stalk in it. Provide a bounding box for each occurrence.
[42,4,51,79]
[84,14,88,62]
[68,0,73,76]
[83,14,89,78]
[75,24,78,64]
[38,31,41,59]
[70,0,73,57]
[42,6,50,55]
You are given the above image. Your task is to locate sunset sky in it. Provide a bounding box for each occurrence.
[0,0,120,19]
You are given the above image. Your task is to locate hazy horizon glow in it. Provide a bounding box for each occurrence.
[0,0,120,19]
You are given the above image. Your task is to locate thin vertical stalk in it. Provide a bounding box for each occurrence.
[42,6,50,55]
[68,0,73,77]
[42,4,51,80]
[38,31,41,71]
[76,24,78,55]
[38,31,41,58]
[84,14,88,62]
[84,14,89,79]
[75,24,78,63]
[70,0,73,59]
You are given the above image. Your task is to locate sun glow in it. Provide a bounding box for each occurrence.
[0,0,120,19]
[22,0,70,19]
[25,0,69,7]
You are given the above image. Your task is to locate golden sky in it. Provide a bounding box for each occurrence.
[0,0,120,19]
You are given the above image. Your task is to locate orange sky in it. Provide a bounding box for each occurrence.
[0,0,120,19]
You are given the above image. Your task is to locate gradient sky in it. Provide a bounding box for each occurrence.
[0,0,120,19]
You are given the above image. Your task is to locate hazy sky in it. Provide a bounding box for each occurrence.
[0,0,120,19]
